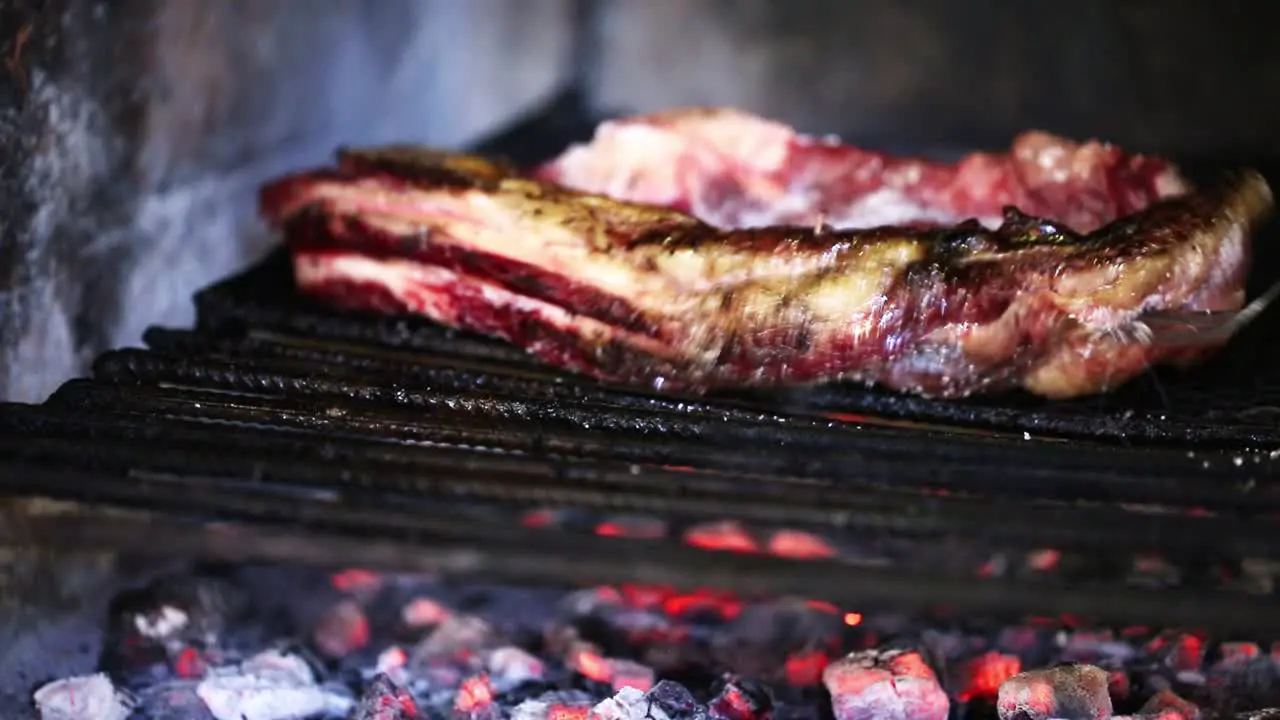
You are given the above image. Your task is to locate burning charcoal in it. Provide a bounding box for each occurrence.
[242,649,320,685]
[823,649,949,720]
[564,644,655,692]
[353,674,421,720]
[647,679,701,720]
[684,521,760,554]
[611,607,679,646]
[544,623,586,659]
[401,596,454,631]
[455,674,500,720]
[33,673,134,720]
[101,574,249,679]
[511,700,554,720]
[1145,632,1206,674]
[375,646,412,686]
[663,589,743,624]
[485,646,546,690]
[713,598,842,681]
[567,644,613,684]
[1108,668,1133,704]
[766,529,837,560]
[1139,688,1201,720]
[510,694,596,720]
[996,663,1112,720]
[330,568,385,603]
[195,674,339,720]
[196,649,352,720]
[118,575,248,648]
[1205,652,1280,714]
[559,587,625,618]
[313,597,371,660]
[595,515,667,540]
[708,676,773,720]
[620,585,671,611]
[591,686,667,720]
[783,650,830,687]
[132,681,216,720]
[412,615,494,665]
[607,658,656,693]
[959,652,1022,701]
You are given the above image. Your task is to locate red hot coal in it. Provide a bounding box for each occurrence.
[27,532,1280,720]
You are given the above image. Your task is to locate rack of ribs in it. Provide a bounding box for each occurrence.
[259,109,1274,400]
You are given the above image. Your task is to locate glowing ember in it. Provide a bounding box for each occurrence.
[824,649,950,720]
[455,674,496,713]
[34,564,1275,719]
[684,520,760,554]
[401,596,454,629]
[313,597,371,659]
[959,652,1021,700]
[33,674,133,720]
[996,664,1112,720]
[766,530,837,560]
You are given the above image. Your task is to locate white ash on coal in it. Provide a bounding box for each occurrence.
[195,649,353,720]
[1140,688,1202,720]
[351,674,420,720]
[822,648,949,720]
[33,672,134,720]
[996,663,1112,720]
[28,564,1280,719]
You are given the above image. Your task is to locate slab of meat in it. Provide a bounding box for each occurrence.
[259,110,1273,399]
[536,108,1190,235]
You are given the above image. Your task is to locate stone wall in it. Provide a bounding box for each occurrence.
[591,0,1280,156]
[2,0,1278,402]
[0,0,575,403]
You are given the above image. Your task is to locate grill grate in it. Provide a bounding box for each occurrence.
[1,94,1279,635]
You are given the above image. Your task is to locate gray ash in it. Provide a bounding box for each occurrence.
[25,562,1280,720]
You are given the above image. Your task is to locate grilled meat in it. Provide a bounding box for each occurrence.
[537,108,1190,235]
[259,114,1273,400]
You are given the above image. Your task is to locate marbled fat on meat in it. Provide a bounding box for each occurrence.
[259,109,1273,399]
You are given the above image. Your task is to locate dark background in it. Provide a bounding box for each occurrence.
[1,0,1278,402]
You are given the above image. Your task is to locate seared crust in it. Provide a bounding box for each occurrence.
[260,132,1272,399]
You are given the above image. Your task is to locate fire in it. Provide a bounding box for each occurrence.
[959,652,1021,701]
[330,568,382,593]
[547,705,591,720]
[455,674,495,713]
[402,596,453,628]
[571,648,613,684]
[784,650,830,686]
[684,520,760,553]
[843,612,863,626]
[662,588,743,620]
[767,530,837,559]
[173,646,206,679]
[595,517,666,540]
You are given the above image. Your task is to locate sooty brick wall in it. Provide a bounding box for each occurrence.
[0,0,574,403]
[591,0,1280,156]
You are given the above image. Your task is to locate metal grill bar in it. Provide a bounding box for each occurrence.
[190,253,1280,448]
[79,342,1280,511]
[9,500,1280,639]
